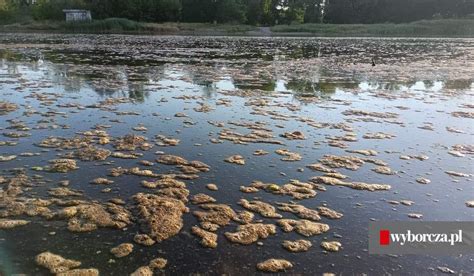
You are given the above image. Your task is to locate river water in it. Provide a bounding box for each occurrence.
[0,34,473,275]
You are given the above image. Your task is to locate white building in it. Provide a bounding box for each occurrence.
[63,10,92,22]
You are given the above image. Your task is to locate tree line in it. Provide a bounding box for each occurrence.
[1,0,473,24]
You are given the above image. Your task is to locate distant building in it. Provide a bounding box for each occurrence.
[63,10,92,22]
[13,0,37,5]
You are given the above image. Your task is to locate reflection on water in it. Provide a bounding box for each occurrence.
[2,52,472,102]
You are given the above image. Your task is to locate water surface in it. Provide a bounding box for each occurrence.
[0,34,473,275]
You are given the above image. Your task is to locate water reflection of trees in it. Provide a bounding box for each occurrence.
[363,80,418,91]
[43,63,167,102]
[286,79,357,96]
[3,53,472,104]
[3,61,19,75]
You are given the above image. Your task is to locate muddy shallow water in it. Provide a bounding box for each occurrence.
[0,34,473,275]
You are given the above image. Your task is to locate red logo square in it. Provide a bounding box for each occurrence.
[380,230,390,246]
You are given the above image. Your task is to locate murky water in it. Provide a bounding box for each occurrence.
[0,34,473,275]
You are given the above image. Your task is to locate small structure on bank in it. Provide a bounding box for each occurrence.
[63,10,92,22]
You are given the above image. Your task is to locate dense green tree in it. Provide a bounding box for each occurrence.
[244,0,262,24]
[325,0,474,24]
[181,0,216,22]
[32,0,87,20]
[216,0,246,23]
[5,0,474,25]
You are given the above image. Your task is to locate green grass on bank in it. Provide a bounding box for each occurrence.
[1,17,473,37]
[66,19,256,33]
[271,19,474,37]
[63,18,164,33]
[0,18,256,34]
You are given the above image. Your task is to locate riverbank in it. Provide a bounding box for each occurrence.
[272,19,474,37]
[1,18,474,37]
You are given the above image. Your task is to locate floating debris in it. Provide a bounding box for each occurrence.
[35,252,81,274]
[156,135,180,146]
[130,266,153,276]
[324,172,347,179]
[400,200,415,206]
[134,193,187,242]
[91,178,114,185]
[448,150,465,157]
[156,154,188,165]
[218,129,283,145]
[74,146,111,161]
[174,112,187,117]
[149,258,167,270]
[310,176,391,191]
[321,241,342,252]
[254,150,269,156]
[240,186,259,193]
[58,268,99,276]
[193,204,237,231]
[0,101,18,115]
[141,177,185,189]
[282,239,312,252]
[267,184,280,192]
[225,155,245,165]
[3,132,31,138]
[256,259,293,272]
[445,171,470,177]
[319,155,365,171]
[437,266,455,274]
[273,180,316,199]
[65,203,131,232]
[373,166,395,175]
[275,149,302,161]
[224,223,276,245]
[134,234,156,246]
[446,127,465,134]
[110,243,134,258]
[451,111,474,119]
[278,219,330,236]
[0,219,29,229]
[111,152,141,159]
[343,109,398,119]
[206,183,218,191]
[416,178,431,184]
[451,144,473,155]
[235,210,254,224]
[363,132,395,139]
[239,199,282,218]
[192,226,218,248]
[114,134,152,151]
[346,149,378,156]
[281,131,306,140]
[191,193,216,204]
[306,163,336,173]
[48,159,78,173]
[132,125,148,132]
[49,187,83,197]
[37,136,90,149]
[0,155,17,162]
[408,213,423,219]
[277,203,320,221]
[318,206,343,219]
